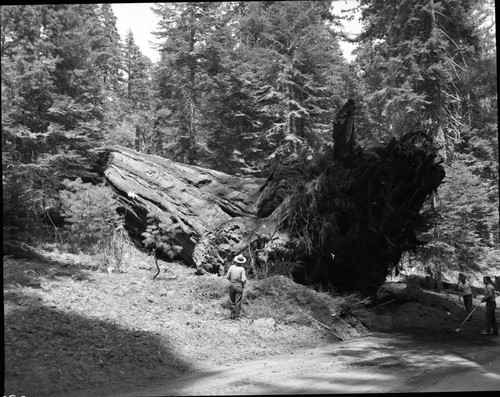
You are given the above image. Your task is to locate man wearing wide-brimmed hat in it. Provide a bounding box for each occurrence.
[226,254,247,319]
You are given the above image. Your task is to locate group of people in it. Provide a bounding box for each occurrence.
[223,254,498,334]
[458,273,498,336]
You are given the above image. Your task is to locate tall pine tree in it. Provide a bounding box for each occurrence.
[153,2,222,165]
[123,29,154,152]
[94,3,124,93]
[235,1,348,165]
[2,4,110,240]
[357,0,480,160]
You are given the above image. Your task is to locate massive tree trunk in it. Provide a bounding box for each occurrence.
[104,146,266,267]
[103,105,445,297]
[104,146,293,278]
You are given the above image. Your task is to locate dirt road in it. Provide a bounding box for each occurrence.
[99,332,499,396]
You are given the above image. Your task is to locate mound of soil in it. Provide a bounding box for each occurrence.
[360,281,488,340]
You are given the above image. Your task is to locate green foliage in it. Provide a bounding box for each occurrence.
[152,2,222,165]
[357,0,480,159]
[1,4,120,248]
[232,1,348,170]
[152,1,349,173]
[59,178,123,250]
[1,4,122,158]
[124,30,152,104]
[141,211,183,259]
[2,156,66,244]
[93,3,124,93]
[119,30,156,153]
[415,151,499,273]
[2,1,497,293]
[2,163,40,241]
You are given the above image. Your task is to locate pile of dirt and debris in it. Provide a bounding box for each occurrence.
[358,280,486,336]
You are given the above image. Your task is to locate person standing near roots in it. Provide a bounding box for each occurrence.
[458,273,473,320]
[226,254,247,320]
[480,276,498,336]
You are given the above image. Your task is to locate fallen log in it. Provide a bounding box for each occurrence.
[103,112,445,296]
[104,146,265,267]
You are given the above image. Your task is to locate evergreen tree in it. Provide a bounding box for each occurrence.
[235,1,348,165]
[418,152,499,274]
[124,30,151,103]
[452,0,498,252]
[94,3,124,93]
[151,1,349,173]
[1,4,109,240]
[2,5,58,163]
[191,2,264,173]
[357,0,480,160]
[153,1,222,165]
[122,29,154,153]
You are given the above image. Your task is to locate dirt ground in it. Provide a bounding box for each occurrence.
[3,246,499,396]
[99,333,500,395]
[3,247,359,397]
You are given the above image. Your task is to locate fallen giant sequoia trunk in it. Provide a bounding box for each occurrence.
[104,133,445,296]
[103,147,265,267]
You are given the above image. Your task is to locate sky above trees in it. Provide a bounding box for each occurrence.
[111,3,160,62]
[111,1,363,63]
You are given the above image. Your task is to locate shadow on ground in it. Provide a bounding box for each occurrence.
[4,291,192,397]
[3,254,192,397]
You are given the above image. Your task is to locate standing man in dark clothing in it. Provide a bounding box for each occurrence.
[480,276,498,336]
[226,254,247,320]
[458,273,473,319]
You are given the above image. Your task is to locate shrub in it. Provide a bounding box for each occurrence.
[141,211,184,278]
[2,165,41,242]
[141,211,183,259]
[59,178,123,251]
[94,225,134,272]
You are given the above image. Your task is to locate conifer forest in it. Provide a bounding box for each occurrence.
[2,1,498,294]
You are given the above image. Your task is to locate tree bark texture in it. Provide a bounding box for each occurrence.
[104,146,265,267]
